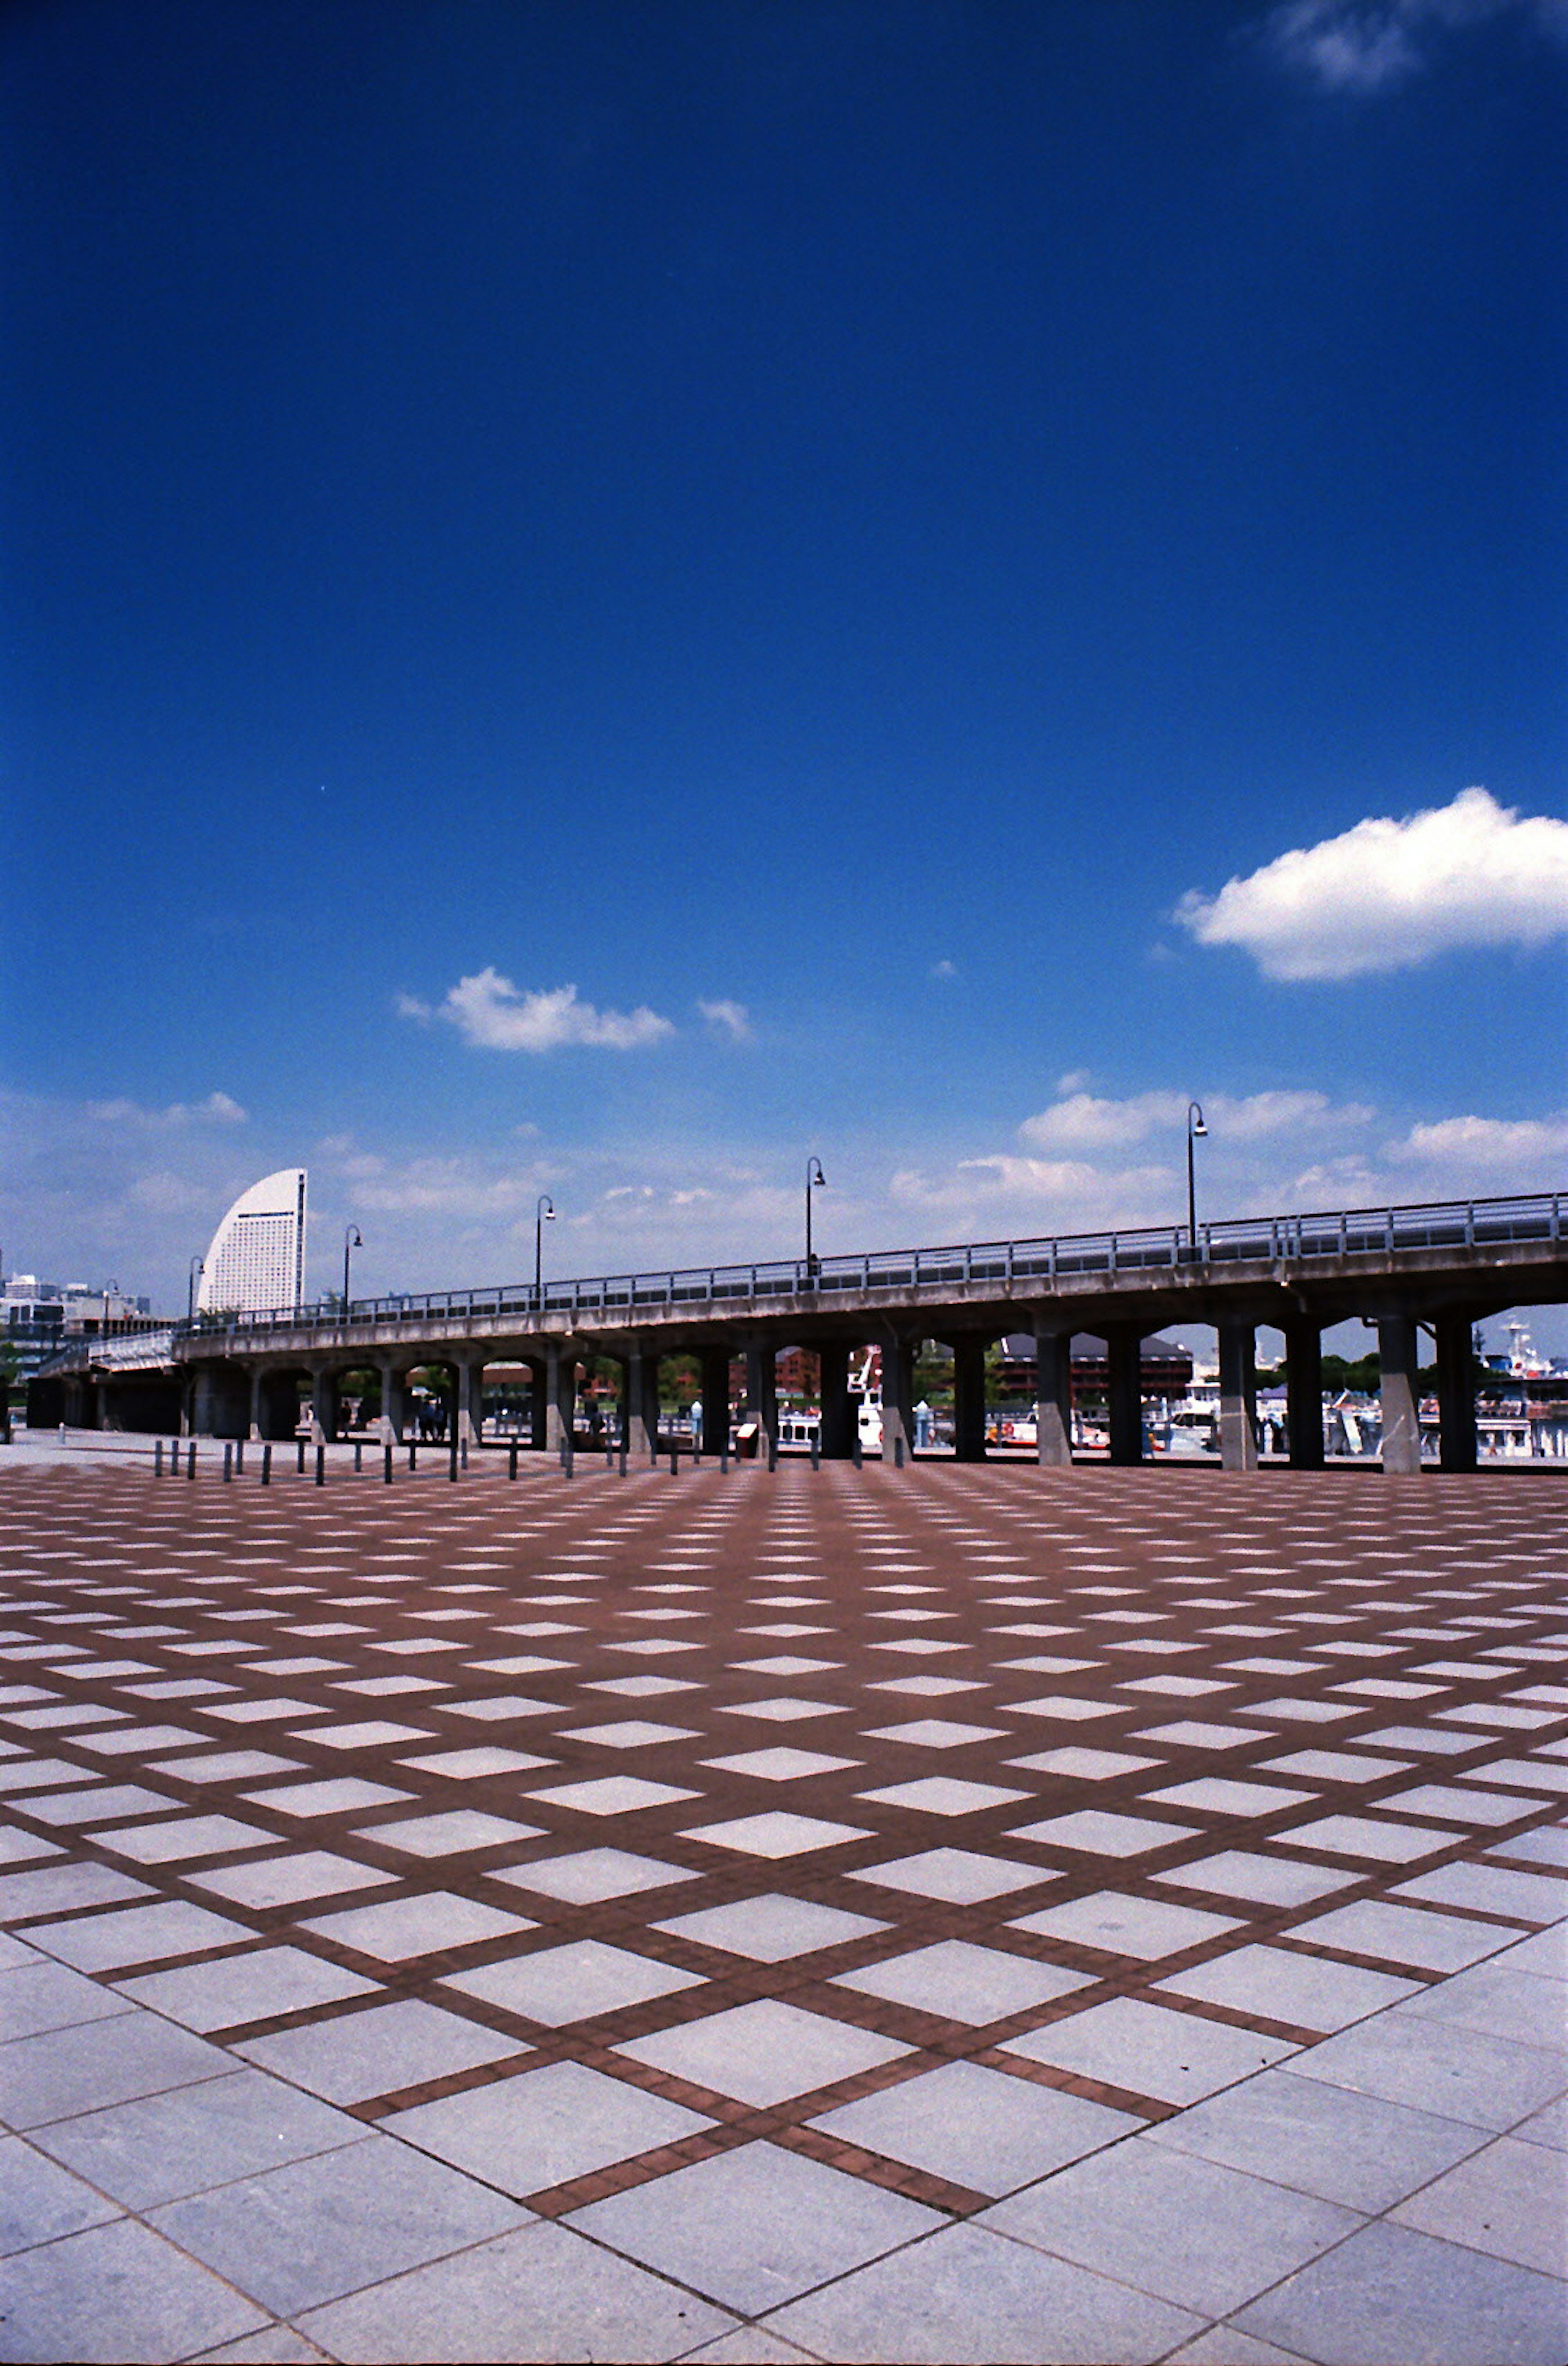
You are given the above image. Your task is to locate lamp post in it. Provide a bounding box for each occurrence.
[804,1157,826,1282]
[187,1255,204,1322]
[342,1225,362,1317]
[535,1194,555,1310]
[1186,1101,1207,1261]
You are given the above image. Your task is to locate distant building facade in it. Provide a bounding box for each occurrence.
[3,1276,155,1387]
[196,1169,307,1317]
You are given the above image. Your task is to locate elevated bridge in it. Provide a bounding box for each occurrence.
[34,1190,1568,1476]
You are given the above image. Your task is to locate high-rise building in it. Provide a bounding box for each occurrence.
[196,1170,307,1316]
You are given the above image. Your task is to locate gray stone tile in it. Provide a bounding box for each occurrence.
[1009,1809,1197,1857]
[445,1938,703,2025]
[1234,2219,1568,2366]
[303,1891,534,1961]
[237,1997,525,2102]
[617,1997,908,2104]
[849,1847,1047,1903]
[810,2059,1136,2192]
[1003,1997,1295,2103]
[981,2137,1362,2316]
[568,2141,942,2318]
[0,1957,134,2038]
[24,1899,251,1972]
[1390,2132,1568,2277]
[764,2218,1202,2364]
[117,1945,379,2030]
[0,2134,121,2256]
[1290,2012,1568,2130]
[192,2331,333,2363]
[1292,1898,1517,1972]
[0,2213,268,2360]
[679,2333,823,2365]
[351,1808,543,1855]
[657,1893,887,1961]
[1514,2094,1568,2152]
[99,1813,279,1864]
[31,2066,361,2206]
[1011,1890,1238,1961]
[0,1861,150,1919]
[1157,1943,1421,2031]
[1163,2333,1314,2366]
[1147,2065,1496,2212]
[297,2217,737,2362]
[1396,1860,1568,1921]
[387,2059,713,2194]
[187,1850,393,1909]
[147,2132,528,2316]
[0,2012,233,2128]
[831,1938,1088,2022]
[1152,1853,1358,1907]
[1396,1962,1568,2053]
[492,1848,697,1904]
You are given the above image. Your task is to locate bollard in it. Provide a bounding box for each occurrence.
[894,1434,905,1469]
[296,1437,306,1475]
[852,1434,862,1470]
[383,1442,394,1484]
[461,1438,468,1470]
[409,1443,417,1472]
[223,1442,233,1482]
[508,1441,518,1481]
[235,1440,245,1473]
[811,1435,820,1471]
[169,1437,180,1475]
[768,1432,778,1473]
[618,1444,627,1477]
[354,1439,363,1474]
[448,1437,459,1483]
[186,1441,196,1479]
[315,1443,325,1486]
[669,1443,678,1475]
[154,1440,163,1477]
[261,1442,272,1485]
[605,1437,614,1471]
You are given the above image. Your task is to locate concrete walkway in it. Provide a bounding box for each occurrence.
[0,1459,1564,2362]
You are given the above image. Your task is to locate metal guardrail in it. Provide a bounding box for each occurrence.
[175,1191,1565,1345]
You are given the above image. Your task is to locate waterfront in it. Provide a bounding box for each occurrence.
[0,1455,1563,2361]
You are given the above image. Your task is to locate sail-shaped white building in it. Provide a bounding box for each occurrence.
[196,1169,307,1316]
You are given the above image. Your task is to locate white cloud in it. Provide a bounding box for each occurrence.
[1021,1088,1367,1152]
[698,998,753,1040]
[1176,788,1568,981]
[1259,0,1565,94]
[87,1092,248,1128]
[1392,1113,1568,1167]
[418,969,675,1052]
[930,958,959,980]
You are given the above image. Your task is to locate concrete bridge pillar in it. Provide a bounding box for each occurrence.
[1217,1319,1259,1472]
[744,1343,778,1460]
[951,1336,988,1463]
[546,1344,576,1453]
[310,1369,339,1444]
[1032,1327,1074,1468]
[699,1348,731,1459]
[622,1349,658,1458]
[379,1364,406,1444]
[1283,1317,1324,1469]
[1434,1312,1478,1473]
[880,1337,916,1467]
[819,1340,855,1459]
[248,1367,264,1443]
[456,1356,485,1450]
[515,1357,544,1450]
[1378,1314,1422,1475]
[1105,1327,1145,1466]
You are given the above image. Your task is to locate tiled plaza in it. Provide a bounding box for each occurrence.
[0,1452,1564,2363]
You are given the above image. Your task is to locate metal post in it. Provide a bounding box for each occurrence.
[383,1442,393,1484]
[562,1433,574,1478]
[811,1433,820,1470]
[313,1443,324,1484]
[235,1439,244,1473]
[509,1441,518,1480]
[261,1442,272,1485]
[223,1442,232,1481]
[154,1440,163,1476]
[296,1437,306,1475]
[448,1434,459,1482]
[354,1439,362,1473]
[186,1441,196,1479]
[409,1442,417,1470]
[670,1441,678,1475]
[894,1433,904,1468]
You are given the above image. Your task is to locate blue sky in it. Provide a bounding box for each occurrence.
[4,0,1566,1350]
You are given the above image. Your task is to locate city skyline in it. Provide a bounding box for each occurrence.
[4,0,1565,1344]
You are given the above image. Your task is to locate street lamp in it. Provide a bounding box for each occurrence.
[535,1194,556,1309]
[1186,1101,1208,1261]
[804,1156,826,1281]
[343,1225,362,1316]
[187,1255,204,1323]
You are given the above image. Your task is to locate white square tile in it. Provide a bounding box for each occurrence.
[850,1848,1053,1903]
[616,1998,908,2104]
[489,1849,697,1904]
[656,1894,887,1961]
[833,1939,1089,2022]
[528,1776,697,1816]
[1009,1809,1195,1856]
[303,1894,535,1962]
[445,1939,702,2025]
[681,1811,870,1857]
[858,1777,1030,1816]
[811,2059,1137,2194]
[703,1748,859,1781]
[1011,1890,1238,1960]
[353,1810,543,1856]
[1002,1997,1296,2103]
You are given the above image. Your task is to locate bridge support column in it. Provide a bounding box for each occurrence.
[1032,1327,1074,1468]
[517,1357,544,1450]
[1435,1313,1478,1473]
[880,1337,915,1467]
[310,1369,339,1444]
[699,1349,731,1459]
[1105,1327,1145,1466]
[951,1336,988,1462]
[248,1367,264,1442]
[744,1343,778,1460]
[379,1364,405,1444]
[1283,1317,1324,1468]
[546,1345,575,1454]
[1217,1319,1259,1472]
[819,1341,855,1459]
[1378,1315,1422,1475]
[456,1356,484,1451]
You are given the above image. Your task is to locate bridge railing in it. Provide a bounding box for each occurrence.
[173,1190,1564,1345]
